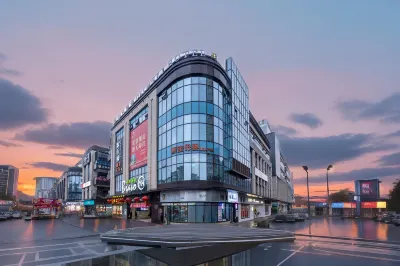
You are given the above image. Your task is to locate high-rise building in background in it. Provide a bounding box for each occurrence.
[109,50,294,223]
[34,177,58,199]
[0,165,19,199]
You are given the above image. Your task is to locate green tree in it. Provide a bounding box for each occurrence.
[388,179,400,213]
[329,188,353,203]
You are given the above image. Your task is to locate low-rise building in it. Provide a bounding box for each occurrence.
[56,166,82,213]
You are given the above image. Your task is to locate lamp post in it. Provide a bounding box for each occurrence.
[327,165,333,215]
[302,166,310,217]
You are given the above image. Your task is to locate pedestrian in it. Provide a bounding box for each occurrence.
[135,210,138,220]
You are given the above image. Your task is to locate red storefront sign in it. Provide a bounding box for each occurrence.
[361,202,377,208]
[171,144,214,154]
[130,202,150,208]
[129,120,148,170]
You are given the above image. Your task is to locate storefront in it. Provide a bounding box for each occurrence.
[129,195,151,219]
[106,195,126,218]
[314,202,328,216]
[33,199,62,219]
[241,194,269,222]
[64,201,82,213]
[332,201,386,218]
[160,190,238,223]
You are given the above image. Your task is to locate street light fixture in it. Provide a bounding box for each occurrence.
[302,166,311,217]
[327,165,333,216]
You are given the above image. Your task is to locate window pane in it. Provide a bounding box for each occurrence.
[192,163,199,180]
[207,86,213,102]
[188,205,196,222]
[172,127,177,144]
[177,87,183,104]
[192,84,199,101]
[200,163,206,180]
[199,124,206,141]
[199,85,206,101]
[192,124,199,140]
[172,90,177,108]
[184,85,191,102]
[184,124,191,141]
[184,163,191,181]
[177,125,183,142]
[196,205,205,223]
[199,102,206,114]
[167,130,171,146]
[177,163,184,181]
[204,204,211,223]
[207,164,213,180]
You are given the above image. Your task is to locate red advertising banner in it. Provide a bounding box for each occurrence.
[361,202,377,208]
[129,120,148,170]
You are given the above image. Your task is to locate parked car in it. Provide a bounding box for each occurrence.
[392,215,400,226]
[274,214,296,223]
[299,213,309,220]
[24,212,32,221]
[4,212,13,219]
[292,213,305,222]
[0,213,7,221]
[13,211,22,219]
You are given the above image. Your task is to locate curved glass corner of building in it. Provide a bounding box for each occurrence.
[157,75,251,192]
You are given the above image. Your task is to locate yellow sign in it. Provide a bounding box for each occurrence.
[377,201,386,208]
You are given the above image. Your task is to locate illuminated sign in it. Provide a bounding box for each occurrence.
[83,153,91,166]
[82,181,91,188]
[115,50,212,123]
[377,201,387,208]
[122,176,146,194]
[227,190,238,203]
[84,200,94,206]
[360,201,386,208]
[171,144,214,154]
[331,202,344,208]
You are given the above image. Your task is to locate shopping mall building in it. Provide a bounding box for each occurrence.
[109,50,294,223]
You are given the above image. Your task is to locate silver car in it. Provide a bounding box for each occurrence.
[0,213,7,221]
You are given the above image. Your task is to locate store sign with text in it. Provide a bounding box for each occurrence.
[227,190,238,203]
[122,176,146,194]
[115,137,123,173]
[130,120,148,170]
[171,144,214,154]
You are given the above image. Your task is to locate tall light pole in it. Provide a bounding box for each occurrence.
[326,165,333,201]
[302,166,310,217]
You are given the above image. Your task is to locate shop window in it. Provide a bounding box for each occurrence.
[241,204,250,219]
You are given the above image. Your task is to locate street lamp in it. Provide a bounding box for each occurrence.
[302,166,310,217]
[326,165,333,200]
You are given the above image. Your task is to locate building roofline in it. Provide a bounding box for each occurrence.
[249,112,271,149]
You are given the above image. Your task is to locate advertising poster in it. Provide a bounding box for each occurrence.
[360,181,377,199]
[129,120,148,170]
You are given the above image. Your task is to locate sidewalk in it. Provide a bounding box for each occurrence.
[60,216,156,233]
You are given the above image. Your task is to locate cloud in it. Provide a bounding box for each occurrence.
[0,53,22,77]
[0,78,48,130]
[47,145,65,150]
[28,162,69,172]
[385,130,400,138]
[289,113,323,129]
[273,125,298,136]
[15,121,112,149]
[293,166,400,185]
[376,152,400,167]
[0,140,22,148]
[55,152,83,159]
[337,93,400,123]
[280,133,398,168]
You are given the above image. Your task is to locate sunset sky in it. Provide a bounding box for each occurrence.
[0,1,399,197]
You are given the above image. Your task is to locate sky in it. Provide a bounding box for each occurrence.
[0,1,399,197]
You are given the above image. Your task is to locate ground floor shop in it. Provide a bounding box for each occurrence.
[83,199,112,218]
[332,201,387,218]
[63,201,81,213]
[160,189,240,223]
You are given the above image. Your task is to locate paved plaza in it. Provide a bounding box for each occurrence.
[0,217,399,265]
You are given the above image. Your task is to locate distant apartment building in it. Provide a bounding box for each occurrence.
[34,177,58,199]
[81,145,111,216]
[0,165,19,199]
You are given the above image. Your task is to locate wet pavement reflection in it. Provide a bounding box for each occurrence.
[268,217,400,242]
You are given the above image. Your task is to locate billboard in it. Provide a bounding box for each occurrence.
[129,120,148,170]
[360,180,379,199]
[115,130,123,174]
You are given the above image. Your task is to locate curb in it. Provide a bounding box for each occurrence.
[294,233,400,245]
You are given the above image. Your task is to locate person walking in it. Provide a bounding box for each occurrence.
[135,210,138,220]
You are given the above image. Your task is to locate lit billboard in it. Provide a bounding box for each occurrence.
[129,120,148,170]
[359,180,379,199]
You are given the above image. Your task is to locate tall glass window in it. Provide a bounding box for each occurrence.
[67,175,82,200]
[157,76,250,192]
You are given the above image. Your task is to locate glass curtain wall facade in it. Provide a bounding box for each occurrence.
[157,76,250,192]
[67,175,82,200]
[226,58,250,168]
[164,202,233,223]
